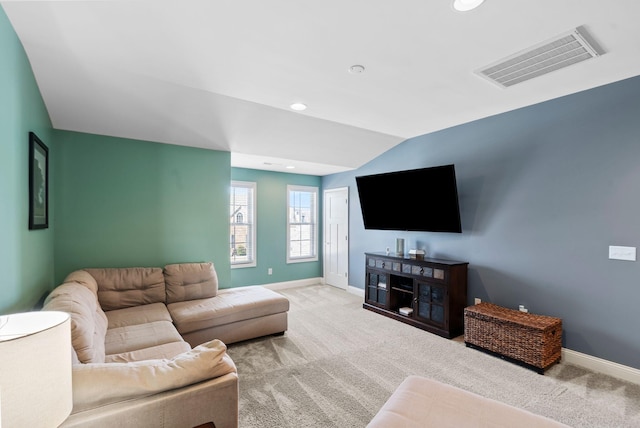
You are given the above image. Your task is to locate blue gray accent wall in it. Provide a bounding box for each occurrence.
[323,75,640,370]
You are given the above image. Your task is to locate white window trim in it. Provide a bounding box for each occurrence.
[286,184,319,264]
[231,181,257,268]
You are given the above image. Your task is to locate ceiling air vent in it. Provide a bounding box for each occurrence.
[476,27,602,88]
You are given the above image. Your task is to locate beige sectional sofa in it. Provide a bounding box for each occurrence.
[43,262,289,428]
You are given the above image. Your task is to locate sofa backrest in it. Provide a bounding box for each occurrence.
[164,262,218,304]
[43,270,108,364]
[87,267,166,311]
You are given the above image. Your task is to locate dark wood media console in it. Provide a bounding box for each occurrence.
[363,252,468,338]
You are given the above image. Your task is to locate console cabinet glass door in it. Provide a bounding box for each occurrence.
[415,281,446,327]
[366,270,388,307]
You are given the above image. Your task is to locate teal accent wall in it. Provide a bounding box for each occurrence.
[231,168,322,287]
[53,130,232,287]
[0,7,54,313]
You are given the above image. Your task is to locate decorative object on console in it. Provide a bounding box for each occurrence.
[0,311,72,427]
[395,238,404,256]
[409,249,425,259]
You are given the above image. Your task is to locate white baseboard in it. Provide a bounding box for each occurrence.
[347,285,364,297]
[262,277,323,291]
[562,348,640,385]
[262,279,359,293]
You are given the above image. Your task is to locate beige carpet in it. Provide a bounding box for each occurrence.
[226,285,640,428]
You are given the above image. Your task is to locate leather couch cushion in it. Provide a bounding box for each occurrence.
[106,302,172,329]
[87,267,166,311]
[71,339,237,412]
[164,262,218,304]
[43,281,108,364]
[168,286,289,334]
[105,320,186,356]
[105,341,191,363]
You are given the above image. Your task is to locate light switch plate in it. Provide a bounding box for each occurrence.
[609,246,636,261]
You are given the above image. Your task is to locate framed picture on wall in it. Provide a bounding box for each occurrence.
[29,132,49,230]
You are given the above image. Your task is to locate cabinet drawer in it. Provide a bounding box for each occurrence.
[370,258,393,270]
[411,265,433,278]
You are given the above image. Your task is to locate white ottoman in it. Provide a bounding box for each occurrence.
[367,375,570,428]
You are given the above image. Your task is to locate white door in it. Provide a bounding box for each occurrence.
[323,187,349,289]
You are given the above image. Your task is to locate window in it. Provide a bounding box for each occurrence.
[230,181,256,267]
[287,185,318,263]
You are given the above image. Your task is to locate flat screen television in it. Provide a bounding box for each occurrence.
[355,164,462,233]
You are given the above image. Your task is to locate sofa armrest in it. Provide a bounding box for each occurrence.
[70,339,236,412]
[61,372,238,428]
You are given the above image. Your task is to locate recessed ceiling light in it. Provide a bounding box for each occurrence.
[349,65,365,74]
[453,0,484,12]
[286,165,295,169]
[290,103,307,111]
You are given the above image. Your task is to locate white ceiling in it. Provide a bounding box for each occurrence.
[3,1,640,176]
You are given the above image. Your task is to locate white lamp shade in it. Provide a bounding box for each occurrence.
[0,311,72,428]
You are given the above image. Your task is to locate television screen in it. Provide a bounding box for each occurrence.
[355,164,462,233]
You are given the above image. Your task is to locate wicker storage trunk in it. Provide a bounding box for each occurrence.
[464,302,562,373]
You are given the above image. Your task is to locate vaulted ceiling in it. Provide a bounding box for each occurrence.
[3,1,640,175]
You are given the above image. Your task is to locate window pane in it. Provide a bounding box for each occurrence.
[230,181,256,266]
[287,185,318,263]
[300,224,311,240]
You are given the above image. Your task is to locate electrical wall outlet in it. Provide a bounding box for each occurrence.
[609,245,636,261]
[474,298,481,305]
[268,268,273,275]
